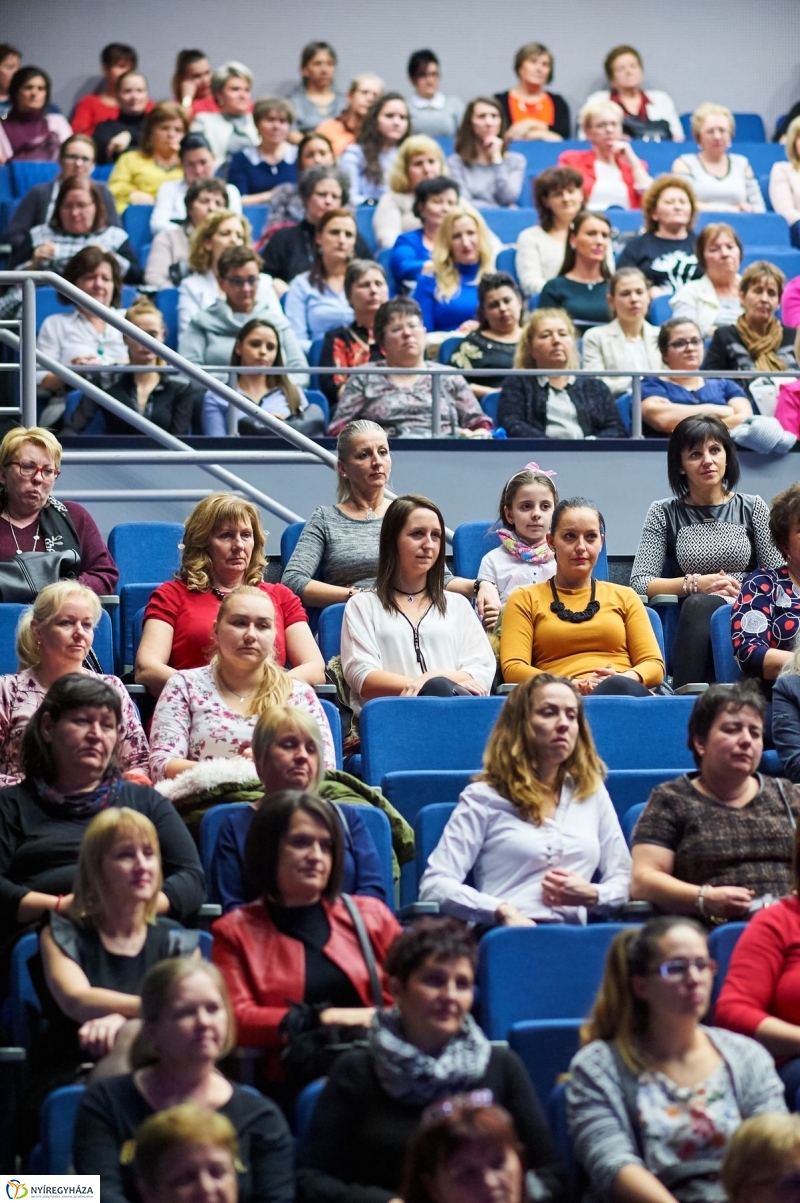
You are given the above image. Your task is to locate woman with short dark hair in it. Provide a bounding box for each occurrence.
[171,49,217,119]
[641,317,752,437]
[318,260,389,408]
[287,41,345,132]
[494,41,570,141]
[447,271,523,396]
[581,44,683,141]
[389,175,460,288]
[71,43,139,138]
[406,50,464,138]
[0,66,71,162]
[447,97,526,208]
[516,165,585,298]
[285,208,359,352]
[228,97,298,207]
[297,917,564,1203]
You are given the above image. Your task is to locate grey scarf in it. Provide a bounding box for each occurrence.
[369,1007,491,1106]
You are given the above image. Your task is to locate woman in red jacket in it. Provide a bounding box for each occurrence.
[212,790,401,1097]
[560,99,651,211]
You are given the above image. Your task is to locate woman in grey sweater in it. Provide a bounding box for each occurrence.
[567,917,785,1203]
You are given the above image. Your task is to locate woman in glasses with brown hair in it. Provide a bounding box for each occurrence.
[567,916,785,1203]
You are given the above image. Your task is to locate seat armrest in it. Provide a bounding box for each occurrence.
[649,594,678,606]
[398,901,440,921]
[497,683,517,695]
[99,595,120,609]
[674,683,709,695]
[313,683,337,697]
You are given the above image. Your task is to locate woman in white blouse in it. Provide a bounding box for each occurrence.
[670,221,743,337]
[340,494,496,715]
[515,165,585,299]
[672,104,765,213]
[149,585,334,782]
[419,673,631,926]
[581,267,663,396]
[769,115,800,248]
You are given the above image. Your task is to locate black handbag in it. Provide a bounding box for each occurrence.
[621,114,673,142]
[279,894,384,1089]
[0,549,80,603]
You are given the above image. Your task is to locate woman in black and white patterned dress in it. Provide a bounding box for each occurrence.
[630,414,782,688]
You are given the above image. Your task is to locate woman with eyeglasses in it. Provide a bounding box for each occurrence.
[631,682,800,921]
[0,425,118,595]
[567,916,785,1203]
[297,919,564,1203]
[641,318,752,438]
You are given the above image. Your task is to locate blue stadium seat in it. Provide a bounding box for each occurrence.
[478,925,630,1039]
[607,210,645,233]
[280,521,304,569]
[308,335,325,391]
[317,602,345,662]
[583,695,697,770]
[743,249,800,279]
[696,210,789,247]
[295,1078,327,1145]
[451,520,609,581]
[359,696,505,786]
[482,390,500,422]
[648,295,673,325]
[547,1082,579,1188]
[481,208,536,245]
[495,246,518,283]
[616,392,632,433]
[0,603,31,675]
[9,932,39,1049]
[645,606,666,662]
[29,1084,86,1174]
[414,802,457,893]
[64,388,105,433]
[122,205,154,264]
[200,802,249,896]
[155,288,179,349]
[605,769,678,822]
[9,160,59,197]
[381,769,476,826]
[438,335,463,366]
[304,388,330,426]
[245,205,269,240]
[508,1018,582,1109]
[319,698,343,769]
[92,164,113,182]
[375,247,395,296]
[679,113,766,143]
[108,522,183,669]
[710,604,742,684]
[708,921,746,1011]
[356,205,376,253]
[621,802,645,847]
[35,285,139,334]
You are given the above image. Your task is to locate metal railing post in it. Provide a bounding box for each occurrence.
[431,370,442,437]
[630,373,643,439]
[20,278,37,426]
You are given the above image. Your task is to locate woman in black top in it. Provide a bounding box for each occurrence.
[538,210,614,327]
[318,259,389,409]
[497,308,625,439]
[261,166,372,285]
[617,175,701,296]
[448,271,523,398]
[73,958,294,1203]
[93,71,150,165]
[297,918,564,1203]
[0,674,205,972]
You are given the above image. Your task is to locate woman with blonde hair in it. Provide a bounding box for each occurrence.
[73,957,294,1203]
[134,1105,240,1203]
[373,134,447,249]
[108,101,188,213]
[498,310,625,438]
[177,208,250,334]
[722,1113,800,1203]
[420,673,630,925]
[413,204,494,334]
[567,917,785,1203]
[673,103,765,212]
[148,586,334,810]
[446,96,526,207]
[560,99,651,211]
[0,581,148,786]
[135,493,323,699]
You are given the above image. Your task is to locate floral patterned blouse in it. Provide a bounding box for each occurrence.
[637,1060,740,1192]
[732,565,800,679]
[148,665,335,782]
[0,669,149,788]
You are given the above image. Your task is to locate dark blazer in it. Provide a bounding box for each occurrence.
[497,374,627,438]
[704,323,799,381]
[63,374,201,437]
[772,674,800,784]
[4,180,120,253]
[494,89,571,140]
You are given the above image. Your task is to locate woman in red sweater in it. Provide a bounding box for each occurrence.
[715,822,800,1103]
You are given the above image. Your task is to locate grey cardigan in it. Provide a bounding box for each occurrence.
[566,1028,786,1201]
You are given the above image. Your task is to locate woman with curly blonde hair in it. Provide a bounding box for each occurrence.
[177,208,251,335]
[149,585,334,789]
[135,494,324,699]
[419,672,631,926]
[373,134,447,248]
[413,204,494,334]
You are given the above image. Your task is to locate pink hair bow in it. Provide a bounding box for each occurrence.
[524,461,557,477]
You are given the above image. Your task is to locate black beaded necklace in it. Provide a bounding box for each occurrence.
[549,578,600,624]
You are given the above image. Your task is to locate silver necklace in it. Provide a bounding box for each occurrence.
[215,665,258,705]
[3,513,40,554]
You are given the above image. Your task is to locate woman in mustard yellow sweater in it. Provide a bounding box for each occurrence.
[109,102,187,213]
[500,496,664,695]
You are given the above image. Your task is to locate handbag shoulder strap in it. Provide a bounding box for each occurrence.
[341,892,383,1009]
[774,777,797,831]
[609,1041,645,1160]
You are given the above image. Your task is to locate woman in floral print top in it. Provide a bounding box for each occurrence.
[149,587,334,782]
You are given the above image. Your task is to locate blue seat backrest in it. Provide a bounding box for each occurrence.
[122,204,154,262]
[508,1018,582,1110]
[0,604,30,675]
[64,388,105,433]
[353,805,394,906]
[280,521,305,570]
[482,208,537,245]
[745,248,800,280]
[708,922,747,1011]
[155,288,179,350]
[681,112,765,142]
[608,210,644,233]
[622,802,646,848]
[380,769,474,827]
[304,388,330,426]
[92,608,114,674]
[359,696,506,786]
[710,604,742,684]
[199,803,250,896]
[605,769,679,822]
[35,285,139,335]
[495,247,518,282]
[438,335,463,366]
[10,931,39,1049]
[28,1084,86,1174]
[319,698,343,769]
[245,205,269,240]
[547,1082,578,1185]
[696,210,789,247]
[109,522,184,589]
[482,390,500,422]
[478,924,631,1038]
[317,602,345,662]
[92,164,113,182]
[616,392,632,433]
[583,695,696,770]
[375,247,395,295]
[295,1077,327,1146]
[356,205,376,253]
[10,160,59,197]
[644,606,665,661]
[452,521,497,579]
[648,295,672,325]
[414,802,458,892]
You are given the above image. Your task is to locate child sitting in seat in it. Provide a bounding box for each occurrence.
[477,464,558,603]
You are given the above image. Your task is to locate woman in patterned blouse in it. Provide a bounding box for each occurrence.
[630,415,781,688]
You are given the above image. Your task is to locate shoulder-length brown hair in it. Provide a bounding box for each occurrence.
[140,101,188,157]
[62,245,123,307]
[178,493,267,592]
[375,494,447,616]
[50,177,107,235]
[309,207,357,292]
[232,317,303,414]
[454,96,507,167]
[244,790,344,902]
[72,807,162,927]
[480,674,605,823]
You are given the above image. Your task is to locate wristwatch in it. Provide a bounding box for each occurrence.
[473,579,486,597]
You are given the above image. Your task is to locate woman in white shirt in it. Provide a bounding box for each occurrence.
[516,165,585,298]
[769,115,800,248]
[672,104,765,213]
[419,673,631,926]
[670,222,744,337]
[582,267,663,396]
[177,209,250,336]
[340,494,496,716]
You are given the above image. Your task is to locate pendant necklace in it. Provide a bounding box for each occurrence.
[216,666,257,705]
[394,586,426,603]
[3,513,40,554]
